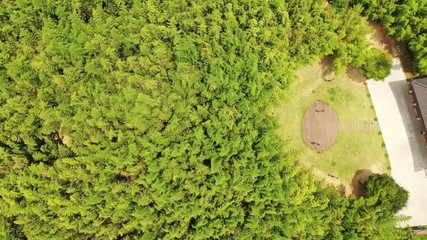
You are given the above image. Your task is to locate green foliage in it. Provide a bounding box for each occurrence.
[0,0,410,239]
[341,197,413,239]
[330,5,373,75]
[360,49,393,80]
[333,0,350,10]
[352,0,427,74]
[364,173,409,213]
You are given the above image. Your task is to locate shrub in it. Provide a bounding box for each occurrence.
[361,49,393,80]
[363,174,409,212]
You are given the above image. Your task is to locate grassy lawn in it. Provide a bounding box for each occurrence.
[272,58,389,194]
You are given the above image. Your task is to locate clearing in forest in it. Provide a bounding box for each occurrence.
[272,57,389,195]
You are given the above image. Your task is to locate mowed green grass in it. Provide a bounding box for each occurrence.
[272,59,390,189]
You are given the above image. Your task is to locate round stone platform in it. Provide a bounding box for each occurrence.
[302,101,339,152]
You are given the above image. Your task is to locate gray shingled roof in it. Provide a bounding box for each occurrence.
[411,77,427,130]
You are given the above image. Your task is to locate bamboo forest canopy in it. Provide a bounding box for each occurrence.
[350,0,427,74]
[0,0,411,239]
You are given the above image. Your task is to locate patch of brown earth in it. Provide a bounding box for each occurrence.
[414,230,427,236]
[351,169,373,197]
[366,21,398,57]
[320,56,334,79]
[346,66,366,83]
[351,163,385,197]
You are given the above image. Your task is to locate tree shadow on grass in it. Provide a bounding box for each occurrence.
[346,66,367,83]
[367,21,398,57]
[351,169,374,197]
[320,56,334,79]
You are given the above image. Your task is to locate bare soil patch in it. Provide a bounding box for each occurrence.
[351,162,384,197]
[366,21,398,57]
[351,169,373,197]
[346,66,366,83]
[320,56,334,79]
[414,230,427,236]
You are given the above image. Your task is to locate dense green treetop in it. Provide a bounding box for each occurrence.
[364,173,409,213]
[0,0,412,239]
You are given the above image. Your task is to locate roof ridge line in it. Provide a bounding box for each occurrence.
[414,80,427,89]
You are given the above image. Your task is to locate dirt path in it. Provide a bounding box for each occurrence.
[414,230,427,236]
[367,20,418,79]
[366,21,398,57]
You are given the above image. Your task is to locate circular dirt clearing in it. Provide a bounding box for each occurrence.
[302,101,339,152]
